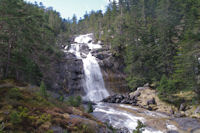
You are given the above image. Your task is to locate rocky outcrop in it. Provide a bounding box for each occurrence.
[103,85,178,114]
[44,52,84,96]
[64,53,84,95]
[91,44,128,94]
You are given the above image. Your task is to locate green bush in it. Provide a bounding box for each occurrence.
[18,106,29,118]
[157,75,177,101]
[8,88,22,100]
[157,75,176,94]
[58,95,64,103]
[133,120,145,133]
[40,81,47,98]
[87,102,93,113]
[67,96,82,107]
[126,76,147,91]
[10,111,22,124]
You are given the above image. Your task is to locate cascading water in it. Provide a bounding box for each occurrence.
[67,33,109,102]
[65,34,184,133]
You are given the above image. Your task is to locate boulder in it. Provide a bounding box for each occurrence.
[116,99,121,103]
[117,94,124,99]
[179,103,186,111]
[134,91,141,97]
[144,83,150,87]
[121,99,128,104]
[147,98,156,105]
[116,127,129,133]
[137,87,149,91]
[39,122,52,130]
[194,106,200,114]
[129,91,141,100]
[129,92,135,100]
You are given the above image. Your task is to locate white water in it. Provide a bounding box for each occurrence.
[67,34,109,102]
[93,102,164,133]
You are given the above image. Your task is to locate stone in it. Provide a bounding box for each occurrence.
[132,103,137,106]
[170,109,175,115]
[147,98,156,105]
[129,92,135,100]
[129,91,141,100]
[179,103,186,111]
[116,127,129,133]
[116,99,121,103]
[39,122,52,130]
[194,106,200,114]
[174,113,185,117]
[147,106,153,111]
[144,83,150,87]
[137,87,149,91]
[134,91,141,98]
[63,113,70,119]
[121,99,127,104]
[167,130,179,133]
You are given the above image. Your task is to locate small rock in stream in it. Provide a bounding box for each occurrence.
[167,130,179,133]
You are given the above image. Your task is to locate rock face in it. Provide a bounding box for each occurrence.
[44,52,84,96]
[92,45,128,94]
[64,53,84,95]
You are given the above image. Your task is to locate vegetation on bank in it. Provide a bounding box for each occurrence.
[0,79,106,133]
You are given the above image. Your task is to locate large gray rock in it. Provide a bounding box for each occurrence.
[129,91,141,100]
[147,98,156,105]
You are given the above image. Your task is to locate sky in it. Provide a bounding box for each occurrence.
[24,0,115,19]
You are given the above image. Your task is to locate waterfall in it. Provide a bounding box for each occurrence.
[67,33,109,102]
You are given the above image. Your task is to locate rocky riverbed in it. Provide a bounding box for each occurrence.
[100,84,200,133]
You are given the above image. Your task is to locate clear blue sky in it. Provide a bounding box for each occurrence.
[25,0,115,19]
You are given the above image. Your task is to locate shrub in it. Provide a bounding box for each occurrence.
[8,88,22,100]
[67,96,82,107]
[9,111,22,124]
[40,81,47,98]
[157,75,176,94]
[18,106,28,118]
[133,120,145,133]
[87,102,93,113]
[58,95,64,103]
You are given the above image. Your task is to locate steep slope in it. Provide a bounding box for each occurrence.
[0,80,107,133]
